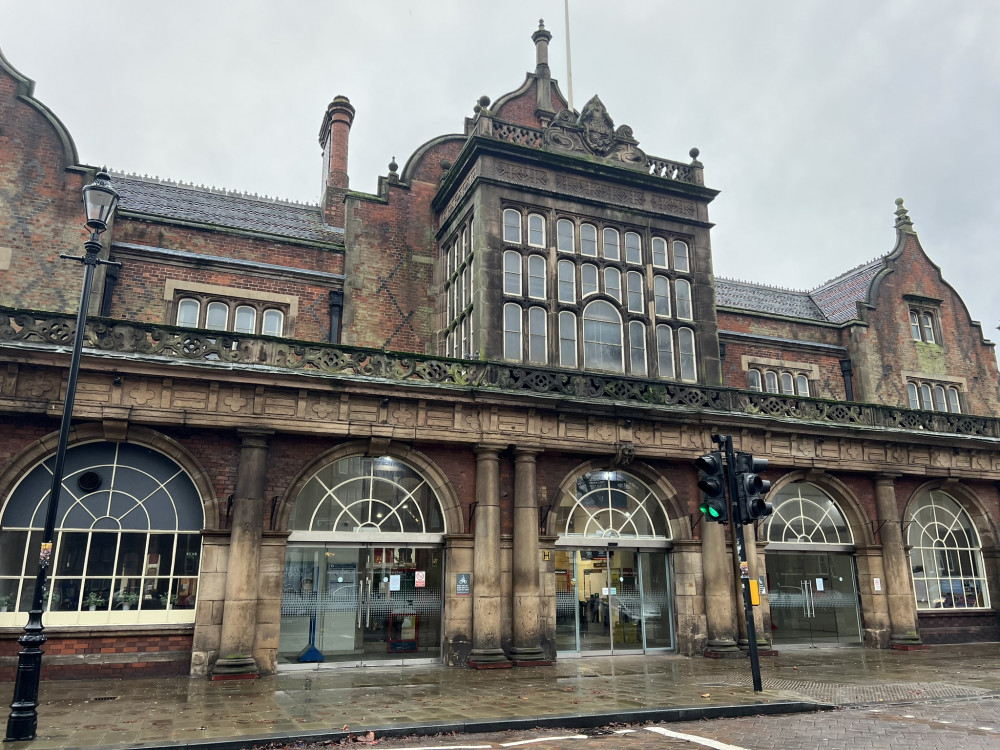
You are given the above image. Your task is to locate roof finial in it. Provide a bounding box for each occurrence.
[894,197,913,229]
[532,17,552,78]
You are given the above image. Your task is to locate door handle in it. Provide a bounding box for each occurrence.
[357,580,363,628]
[801,581,808,616]
[365,578,372,628]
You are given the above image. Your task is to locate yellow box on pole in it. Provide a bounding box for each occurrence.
[750,580,760,606]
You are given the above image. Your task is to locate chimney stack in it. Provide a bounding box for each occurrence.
[319,95,356,228]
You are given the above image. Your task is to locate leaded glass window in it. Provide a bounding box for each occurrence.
[290,456,445,534]
[907,491,989,610]
[583,301,623,373]
[764,483,853,544]
[554,470,671,540]
[0,442,203,622]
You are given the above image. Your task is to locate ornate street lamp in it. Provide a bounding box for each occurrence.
[5,170,120,742]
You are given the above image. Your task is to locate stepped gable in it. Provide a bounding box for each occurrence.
[110,173,343,244]
[809,256,886,324]
[715,278,827,321]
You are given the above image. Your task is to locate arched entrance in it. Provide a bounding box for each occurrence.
[551,469,674,655]
[278,455,448,668]
[763,482,861,646]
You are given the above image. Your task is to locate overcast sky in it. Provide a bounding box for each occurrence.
[2,1,997,356]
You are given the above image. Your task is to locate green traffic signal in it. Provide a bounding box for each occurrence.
[695,451,728,524]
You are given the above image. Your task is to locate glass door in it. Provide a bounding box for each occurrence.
[554,547,673,654]
[279,544,443,666]
[766,551,861,646]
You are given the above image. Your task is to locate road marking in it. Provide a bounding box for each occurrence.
[500,736,588,746]
[646,726,749,750]
[378,745,493,749]
[613,729,637,734]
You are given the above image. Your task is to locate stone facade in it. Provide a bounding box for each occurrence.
[1,23,999,682]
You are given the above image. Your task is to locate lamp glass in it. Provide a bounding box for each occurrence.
[82,174,120,231]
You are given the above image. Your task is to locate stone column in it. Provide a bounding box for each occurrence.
[468,445,511,667]
[211,429,271,678]
[702,520,739,656]
[874,475,923,648]
[510,448,548,665]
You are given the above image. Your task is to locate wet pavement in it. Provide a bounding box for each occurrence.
[4,643,1000,750]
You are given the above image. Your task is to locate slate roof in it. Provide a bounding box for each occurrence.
[809,257,886,323]
[715,279,827,321]
[717,255,889,324]
[110,173,343,244]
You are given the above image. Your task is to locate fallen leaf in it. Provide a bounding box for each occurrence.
[342,724,349,731]
[701,693,711,698]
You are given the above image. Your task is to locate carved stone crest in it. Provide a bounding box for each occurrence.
[542,95,647,167]
[580,96,616,156]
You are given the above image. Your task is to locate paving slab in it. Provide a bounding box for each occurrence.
[3,643,999,750]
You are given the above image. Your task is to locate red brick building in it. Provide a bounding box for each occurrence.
[2,24,998,681]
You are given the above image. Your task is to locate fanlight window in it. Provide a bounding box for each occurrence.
[0,442,203,620]
[907,490,989,610]
[290,456,445,534]
[764,483,853,544]
[554,471,670,540]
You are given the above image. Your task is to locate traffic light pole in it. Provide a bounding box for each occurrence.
[714,434,764,692]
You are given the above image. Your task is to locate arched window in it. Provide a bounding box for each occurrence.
[675,279,692,320]
[262,309,284,337]
[581,264,599,297]
[0,442,203,623]
[651,237,667,268]
[626,271,644,313]
[503,208,521,244]
[503,303,522,361]
[796,374,810,397]
[780,372,795,395]
[558,260,576,303]
[581,224,598,257]
[206,301,229,331]
[527,255,546,299]
[907,490,989,610]
[527,306,547,364]
[290,456,445,534]
[234,305,256,334]
[764,482,853,544]
[527,213,545,247]
[559,311,577,367]
[557,219,575,253]
[920,383,933,410]
[625,232,642,264]
[932,385,947,411]
[604,267,621,303]
[628,321,647,376]
[678,327,696,382]
[176,298,200,328]
[603,228,620,260]
[656,325,674,379]
[503,251,522,296]
[947,387,961,413]
[921,312,935,343]
[909,310,922,340]
[672,240,690,272]
[906,382,920,410]
[553,470,671,540]
[653,276,671,317]
[765,371,779,393]
[583,301,623,373]
[747,369,762,391]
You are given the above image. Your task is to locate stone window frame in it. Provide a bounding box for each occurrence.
[165,280,295,337]
[442,214,476,359]
[743,357,818,397]
[497,206,698,381]
[905,378,962,413]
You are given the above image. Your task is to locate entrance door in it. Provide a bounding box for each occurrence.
[766,551,861,646]
[279,545,442,666]
[554,547,673,654]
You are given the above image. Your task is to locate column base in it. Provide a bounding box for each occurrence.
[210,655,260,680]
[703,639,742,659]
[468,648,512,669]
[890,632,926,650]
[891,642,929,651]
[509,645,547,665]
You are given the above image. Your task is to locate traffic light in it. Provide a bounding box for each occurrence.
[695,451,728,524]
[736,452,773,523]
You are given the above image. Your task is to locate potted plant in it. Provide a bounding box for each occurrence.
[0,593,14,612]
[159,593,178,609]
[118,591,139,611]
[83,592,106,611]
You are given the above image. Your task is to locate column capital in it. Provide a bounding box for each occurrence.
[875,473,902,485]
[473,443,505,459]
[513,447,543,462]
[237,428,274,447]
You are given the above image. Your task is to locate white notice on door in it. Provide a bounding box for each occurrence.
[873,577,882,592]
[389,574,401,591]
[815,578,825,592]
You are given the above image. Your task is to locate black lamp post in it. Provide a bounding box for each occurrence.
[5,170,120,742]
